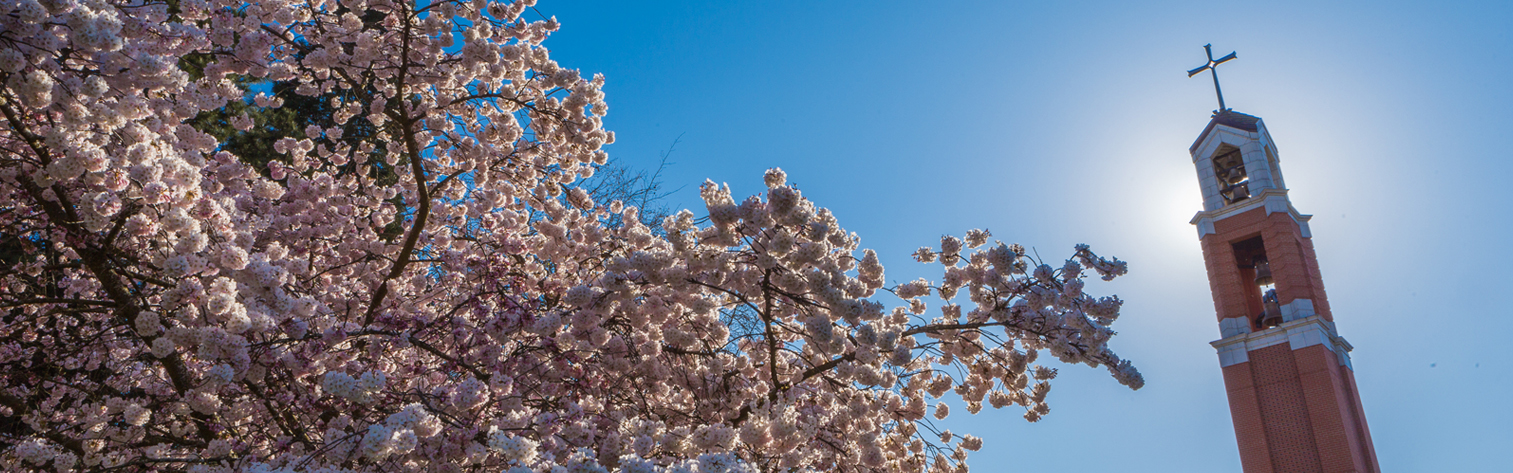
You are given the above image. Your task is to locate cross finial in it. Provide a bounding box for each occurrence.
[1187,44,1238,113]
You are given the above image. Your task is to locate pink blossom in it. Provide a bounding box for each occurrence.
[0,2,1138,472]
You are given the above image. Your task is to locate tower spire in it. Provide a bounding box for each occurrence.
[1187,44,1238,113]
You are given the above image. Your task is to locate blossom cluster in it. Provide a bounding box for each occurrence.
[0,0,1138,472]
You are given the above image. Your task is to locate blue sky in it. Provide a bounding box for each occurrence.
[540,1,1512,470]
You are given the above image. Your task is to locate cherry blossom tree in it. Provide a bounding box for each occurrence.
[0,0,1142,472]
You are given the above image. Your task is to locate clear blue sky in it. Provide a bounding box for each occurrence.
[540,1,1512,470]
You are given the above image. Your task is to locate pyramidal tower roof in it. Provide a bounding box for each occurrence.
[1190,110,1262,153]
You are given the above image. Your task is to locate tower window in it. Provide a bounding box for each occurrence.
[1231,236,1281,329]
[1212,145,1249,204]
[1264,145,1285,189]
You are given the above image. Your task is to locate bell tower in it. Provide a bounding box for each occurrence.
[1187,46,1380,473]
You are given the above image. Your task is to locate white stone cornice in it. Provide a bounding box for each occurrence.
[1190,124,1262,163]
[1210,314,1355,370]
[1189,188,1313,239]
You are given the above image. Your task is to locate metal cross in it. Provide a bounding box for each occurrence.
[1187,44,1238,112]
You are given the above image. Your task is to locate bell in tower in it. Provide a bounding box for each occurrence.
[1185,45,1380,473]
[1213,145,1250,204]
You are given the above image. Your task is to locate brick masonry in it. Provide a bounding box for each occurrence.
[1200,206,1331,325]
[1193,116,1378,473]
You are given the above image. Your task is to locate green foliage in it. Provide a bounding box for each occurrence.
[182,52,404,239]
[186,82,390,180]
[180,53,671,242]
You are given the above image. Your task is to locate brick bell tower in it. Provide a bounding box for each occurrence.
[1186,45,1379,473]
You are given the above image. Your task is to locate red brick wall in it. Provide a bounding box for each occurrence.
[1200,206,1334,322]
[1223,362,1274,473]
[1341,366,1380,472]
[1295,344,1370,473]
[1223,344,1379,473]
[1299,236,1333,319]
[1248,343,1325,472]
[1200,228,1252,323]
[1200,159,1374,473]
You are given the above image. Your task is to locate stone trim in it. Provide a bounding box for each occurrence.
[1219,316,1252,338]
[1279,298,1315,323]
[1212,314,1354,369]
[1189,188,1313,239]
[1194,217,1217,238]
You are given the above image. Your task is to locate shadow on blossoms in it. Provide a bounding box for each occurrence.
[0,0,1140,471]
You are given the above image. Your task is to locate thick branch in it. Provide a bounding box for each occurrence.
[362,13,431,327]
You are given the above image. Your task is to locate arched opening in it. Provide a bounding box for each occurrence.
[1232,236,1281,329]
[1212,144,1249,205]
